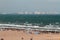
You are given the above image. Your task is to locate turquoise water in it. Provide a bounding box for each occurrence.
[0,14,60,25]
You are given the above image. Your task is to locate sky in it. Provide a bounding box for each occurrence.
[0,0,60,13]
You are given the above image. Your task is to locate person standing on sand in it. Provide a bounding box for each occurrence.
[21,37,24,40]
[30,38,33,40]
[1,38,4,40]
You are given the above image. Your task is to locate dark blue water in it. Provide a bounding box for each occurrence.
[0,14,60,25]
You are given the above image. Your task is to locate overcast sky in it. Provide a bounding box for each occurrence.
[0,0,60,13]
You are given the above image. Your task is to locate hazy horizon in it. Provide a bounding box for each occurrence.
[0,0,60,13]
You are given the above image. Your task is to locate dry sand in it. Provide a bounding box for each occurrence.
[0,30,60,40]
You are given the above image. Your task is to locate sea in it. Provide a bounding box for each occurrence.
[0,14,60,26]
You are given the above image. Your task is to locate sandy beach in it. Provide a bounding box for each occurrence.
[0,29,60,40]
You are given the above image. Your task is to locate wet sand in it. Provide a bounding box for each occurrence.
[0,30,60,40]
